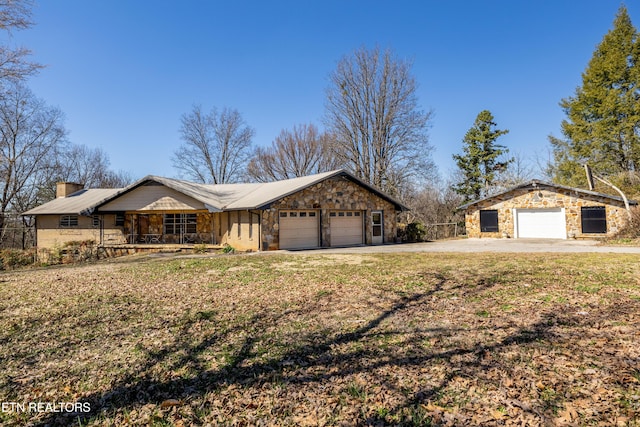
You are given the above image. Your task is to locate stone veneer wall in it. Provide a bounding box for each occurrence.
[261,176,397,250]
[465,185,630,238]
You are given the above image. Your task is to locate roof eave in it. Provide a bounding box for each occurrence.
[458,180,638,210]
[248,170,409,212]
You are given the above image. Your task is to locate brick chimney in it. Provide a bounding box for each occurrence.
[56,182,84,198]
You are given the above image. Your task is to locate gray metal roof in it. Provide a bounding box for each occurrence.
[129,170,408,211]
[458,179,638,210]
[22,188,123,215]
[22,169,407,216]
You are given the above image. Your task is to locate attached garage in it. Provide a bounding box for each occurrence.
[514,208,566,239]
[278,210,319,249]
[25,170,409,252]
[329,210,363,246]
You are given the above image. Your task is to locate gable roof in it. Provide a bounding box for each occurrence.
[24,169,408,216]
[22,188,123,216]
[104,169,408,212]
[458,179,638,210]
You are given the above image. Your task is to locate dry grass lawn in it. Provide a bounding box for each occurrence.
[0,252,639,426]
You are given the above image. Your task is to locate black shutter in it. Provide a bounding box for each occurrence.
[581,206,606,233]
[480,210,499,232]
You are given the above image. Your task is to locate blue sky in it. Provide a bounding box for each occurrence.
[14,1,640,182]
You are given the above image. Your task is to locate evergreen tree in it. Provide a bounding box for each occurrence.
[453,110,510,202]
[549,6,640,186]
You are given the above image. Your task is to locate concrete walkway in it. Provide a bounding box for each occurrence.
[288,238,640,254]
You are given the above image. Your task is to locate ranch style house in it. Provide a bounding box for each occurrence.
[23,169,407,252]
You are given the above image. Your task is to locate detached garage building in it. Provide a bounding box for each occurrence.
[25,169,406,251]
[460,180,636,239]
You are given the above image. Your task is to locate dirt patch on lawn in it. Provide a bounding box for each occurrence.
[271,254,376,270]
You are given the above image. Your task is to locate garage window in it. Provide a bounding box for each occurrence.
[581,206,606,233]
[480,210,499,232]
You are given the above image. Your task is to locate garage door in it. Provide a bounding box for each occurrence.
[279,210,319,249]
[515,208,566,239]
[330,211,363,246]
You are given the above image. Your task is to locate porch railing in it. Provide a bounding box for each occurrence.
[124,232,214,245]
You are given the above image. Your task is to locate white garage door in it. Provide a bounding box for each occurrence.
[515,208,566,239]
[279,210,319,249]
[330,211,363,246]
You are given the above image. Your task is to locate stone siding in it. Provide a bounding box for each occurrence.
[465,185,629,238]
[262,176,397,250]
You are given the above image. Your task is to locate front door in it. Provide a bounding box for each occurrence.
[372,211,383,244]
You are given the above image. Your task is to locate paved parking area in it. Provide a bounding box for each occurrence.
[289,238,640,254]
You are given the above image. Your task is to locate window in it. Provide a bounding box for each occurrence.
[479,210,499,232]
[372,212,383,237]
[164,213,197,234]
[280,211,287,218]
[115,212,125,226]
[300,212,307,217]
[581,206,607,233]
[60,215,78,227]
[309,212,316,217]
[92,215,101,228]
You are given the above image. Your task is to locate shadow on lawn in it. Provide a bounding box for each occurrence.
[31,272,637,426]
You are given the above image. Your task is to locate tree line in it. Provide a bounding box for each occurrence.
[174,6,640,219]
[0,0,130,248]
[4,2,639,248]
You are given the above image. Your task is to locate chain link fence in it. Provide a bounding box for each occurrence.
[0,214,36,249]
[423,222,461,240]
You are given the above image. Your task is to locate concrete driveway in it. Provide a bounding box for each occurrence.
[289,238,640,254]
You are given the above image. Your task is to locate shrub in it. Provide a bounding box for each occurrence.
[615,206,640,239]
[221,244,235,254]
[193,243,208,254]
[0,249,35,270]
[63,240,97,262]
[403,222,427,242]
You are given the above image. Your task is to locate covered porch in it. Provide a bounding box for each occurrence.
[120,211,217,245]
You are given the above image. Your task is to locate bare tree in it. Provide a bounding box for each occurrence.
[0,81,66,242]
[247,124,342,182]
[494,151,537,191]
[28,144,135,201]
[55,144,133,188]
[324,46,435,195]
[0,0,42,82]
[100,169,134,188]
[400,181,464,241]
[174,105,255,184]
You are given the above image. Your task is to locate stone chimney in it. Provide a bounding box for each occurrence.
[56,182,84,198]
